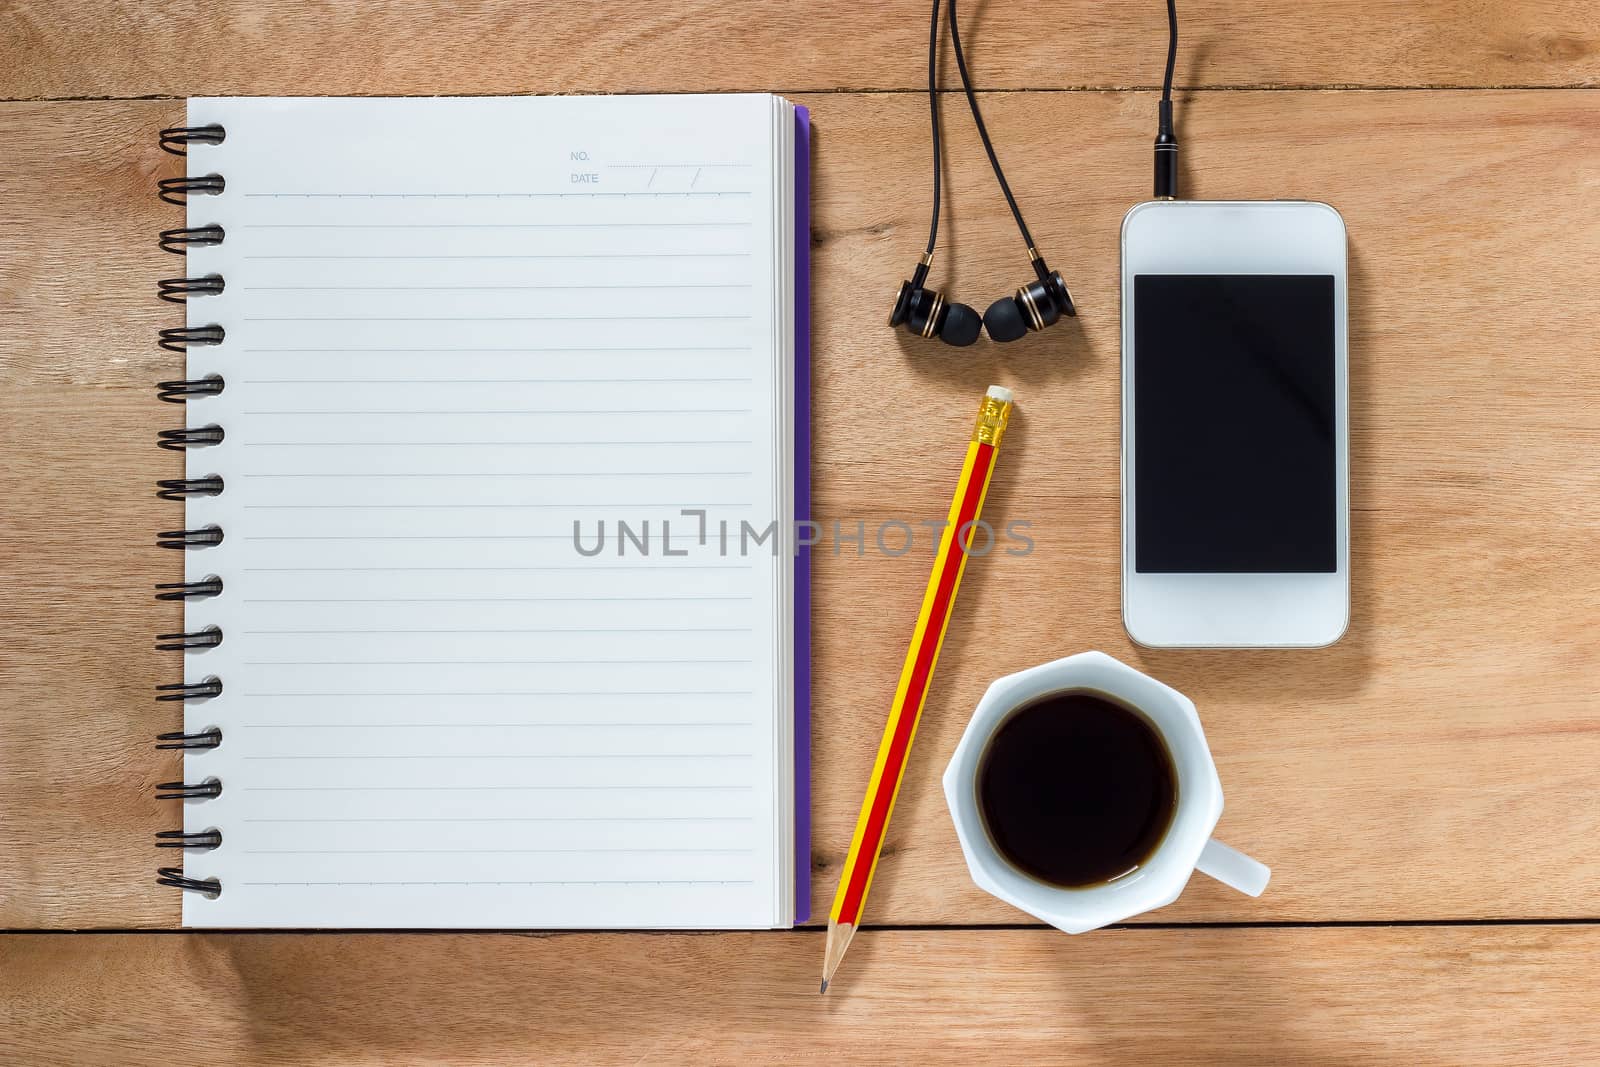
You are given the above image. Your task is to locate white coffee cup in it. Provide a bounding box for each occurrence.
[942,650,1269,933]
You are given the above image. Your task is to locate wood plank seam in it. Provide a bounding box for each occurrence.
[5,86,1600,105]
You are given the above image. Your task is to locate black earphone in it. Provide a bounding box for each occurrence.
[888,0,1076,346]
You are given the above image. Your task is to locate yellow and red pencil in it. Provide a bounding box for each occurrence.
[821,384,1015,992]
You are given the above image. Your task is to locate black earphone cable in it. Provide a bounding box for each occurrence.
[915,0,943,287]
[1163,0,1178,104]
[945,0,1043,273]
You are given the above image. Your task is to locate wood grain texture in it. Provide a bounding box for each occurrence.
[0,88,1597,929]
[0,100,183,928]
[0,0,1597,98]
[2,927,1598,1064]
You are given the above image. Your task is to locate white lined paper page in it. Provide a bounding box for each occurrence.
[175,96,796,928]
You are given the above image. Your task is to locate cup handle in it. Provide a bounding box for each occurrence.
[1196,838,1271,897]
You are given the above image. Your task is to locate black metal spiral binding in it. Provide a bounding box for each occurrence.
[156,867,222,896]
[159,225,225,254]
[156,778,223,800]
[156,625,223,651]
[155,829,223,850]
[158,128,228,900]
[158,375,225,403]
[155,576,223,601]
[158,174,226,205]
[157,781,223,801]
[158,325,226,352]
[158,275,226,303]
[156,475,224,501]
[155,726,222,749]
[156,677,224,702]
[158,525,225,550]
[159,124,226,156]
[157,425,225,451]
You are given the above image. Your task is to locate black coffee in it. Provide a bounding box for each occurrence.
[976,690,1177,888]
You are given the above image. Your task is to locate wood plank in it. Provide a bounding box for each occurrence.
[2,927,1597,1063]
[0,90,1597,929]
[1,0,1597,98]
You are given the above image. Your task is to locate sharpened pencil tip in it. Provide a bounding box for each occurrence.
[819,978,829,994]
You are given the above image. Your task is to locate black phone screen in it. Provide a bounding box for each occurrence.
[1133,274,1337,573]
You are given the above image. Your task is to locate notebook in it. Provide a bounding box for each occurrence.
[154,95,811,929]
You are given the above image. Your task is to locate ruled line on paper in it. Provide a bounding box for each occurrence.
[238,541,749,550]
[242,754,756,760]
[241,346,752,353]
[240,438,754,446]
[241,596,754,603]
[242,785,755,792]
[239,409,754,416]
[243,815,755,823]
[240,627,753,635]
[236,537,674,545]
[239,880,758,887]
[241,503,753,509]
[236,472,754,479]
[241,191,754,198]
[243,252,755,260]
[240,222,748,230]
[240,314,752,322]
[244,847,756,855]
[238,688,757,696]
[238,543,746,552]
[240,658,754,666]
[239,562,750,569]
[241,382,755,389]
[241,722,752,729]
[241,285,754,293]
[238,536,632,544]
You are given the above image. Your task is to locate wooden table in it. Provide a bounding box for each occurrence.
[1,1,1597,1062]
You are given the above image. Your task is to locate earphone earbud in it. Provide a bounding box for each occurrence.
[982,269,1076,343]
[889,279,983,347]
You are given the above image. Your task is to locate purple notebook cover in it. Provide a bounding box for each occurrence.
[792,104,813,925]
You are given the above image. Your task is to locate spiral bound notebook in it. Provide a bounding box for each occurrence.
[153,95,811,929]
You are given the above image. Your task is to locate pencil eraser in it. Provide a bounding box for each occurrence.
[986,385,1015,404]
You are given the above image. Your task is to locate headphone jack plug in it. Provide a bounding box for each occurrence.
[1154,99,1177,200]
[1153,0,1179,200]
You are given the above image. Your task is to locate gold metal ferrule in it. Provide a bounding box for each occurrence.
[1026,245,1042,263]
[921,291,944,338]
[972,389,1014,447]
[918,251,934,267]
[1018,284,1045,331]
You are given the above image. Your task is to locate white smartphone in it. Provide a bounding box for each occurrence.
[1120,200,1349,648]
